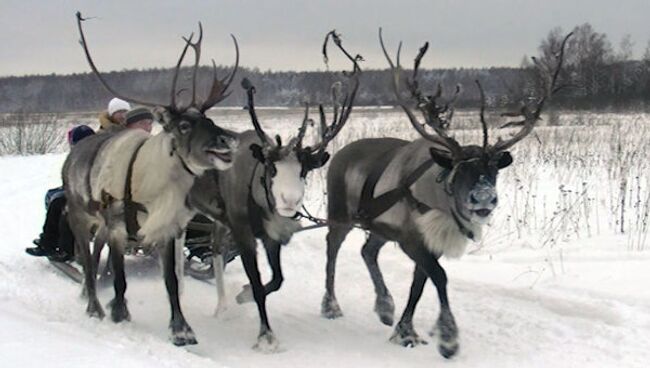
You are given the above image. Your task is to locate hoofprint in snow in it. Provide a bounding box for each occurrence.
[2,111,650,367]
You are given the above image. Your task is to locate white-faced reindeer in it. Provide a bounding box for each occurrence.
[196,31,361,351]
[63,13,239,346]
[321,29,572,358]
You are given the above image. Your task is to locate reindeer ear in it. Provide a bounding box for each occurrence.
[429,148,453,169]
[154,107,174,132]
[250,143,266,163]
[494,151,513,169]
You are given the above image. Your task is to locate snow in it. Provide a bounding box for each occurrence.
[1,128,650,367]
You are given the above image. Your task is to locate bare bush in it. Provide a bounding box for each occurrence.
[0,113,67,155]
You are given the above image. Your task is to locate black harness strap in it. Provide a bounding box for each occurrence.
[357,156,436,221]
[124,140,148,240]
[356,154,476,240]
[177,153,199,177]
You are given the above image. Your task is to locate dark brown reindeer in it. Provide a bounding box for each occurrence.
[321,29,571,358]
[64,12,239,346]
[204,31,361,351]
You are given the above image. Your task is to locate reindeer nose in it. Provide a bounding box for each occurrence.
[469,188,497,207]
[281,193,301,208]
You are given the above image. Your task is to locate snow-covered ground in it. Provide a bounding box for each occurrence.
[2,112,650,367]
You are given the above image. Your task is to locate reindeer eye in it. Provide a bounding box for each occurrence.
[178,121,191,135]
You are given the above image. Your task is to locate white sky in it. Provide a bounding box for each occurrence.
[1,0,649,77]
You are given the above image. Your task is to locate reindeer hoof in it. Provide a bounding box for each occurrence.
[432,312,459,359]
[235,284,254,304]
[86,298,105,320]
[108,298,131,323]
[321,294,343,319]
[374,295,395,326]
[170,321,198,346]
[389,323,428,348]
[253,330,281,353]
[438,341,459,359]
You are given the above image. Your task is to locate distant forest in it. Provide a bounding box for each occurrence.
[2,23,650,113]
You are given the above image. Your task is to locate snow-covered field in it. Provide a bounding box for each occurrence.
[1,109,649,367]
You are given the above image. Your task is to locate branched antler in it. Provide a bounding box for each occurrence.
[308,30,363,154]
[379,28,462,159]
[76,11,238,113]
[199,35,239,113]
[490,32,573,154]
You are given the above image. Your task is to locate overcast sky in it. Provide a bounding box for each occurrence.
[1,0,648,77]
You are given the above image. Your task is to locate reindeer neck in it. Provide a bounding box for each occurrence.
[249,161,273,216]
[130,133,199,204]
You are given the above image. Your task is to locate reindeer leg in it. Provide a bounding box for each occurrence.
[321,224,352,319]
[162,238,197,346]
[390,264,428,347]
[237,233,279,352]
[69,214,104,319]
[212,221,229,317]
[212,253,227,317]
[401,244,458,359]
[361,233,394,326]
[236,237,283,304]
[107,243,130,323]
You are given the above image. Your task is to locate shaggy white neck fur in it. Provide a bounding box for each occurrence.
[414,208,482,258]
[130,133,203,245]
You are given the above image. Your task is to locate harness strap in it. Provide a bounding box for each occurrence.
[178,153,199,177]
[124,140,148,240]
[356,153,476,241]
[357,156,436,221]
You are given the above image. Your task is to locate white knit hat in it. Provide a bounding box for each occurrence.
[107,98,131,116]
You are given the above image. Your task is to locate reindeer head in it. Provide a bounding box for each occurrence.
[76,12,239,173]
[380,28,571,225]
[244,31,362,218]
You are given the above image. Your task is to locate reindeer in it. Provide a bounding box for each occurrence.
[196,31,360,351]
[63,13,239,346]
[320,29,572,358]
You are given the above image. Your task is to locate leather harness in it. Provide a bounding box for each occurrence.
[122,140,198,240]
[356,154,475,240]
[123,140,148,240]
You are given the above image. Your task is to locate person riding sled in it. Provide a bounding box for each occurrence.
[99,97,130,131]
[26,125,96,261]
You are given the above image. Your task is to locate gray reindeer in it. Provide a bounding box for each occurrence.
[320,29,572,358]
[63,13,239,346]
[194,31,361,352]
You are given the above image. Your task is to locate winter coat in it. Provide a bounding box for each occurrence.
[98,111,124,131]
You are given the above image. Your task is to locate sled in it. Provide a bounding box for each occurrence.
[49,259,83,284]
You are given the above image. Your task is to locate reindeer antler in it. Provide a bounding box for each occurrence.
[76,12,159,107]
[199,35,239,113]
[76,11,238,113]
[242,77,271,146]
[379,28,463,159]
[488,32,573,154]
[307,30,363,154]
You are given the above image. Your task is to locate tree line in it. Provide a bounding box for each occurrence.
[1,23,649,114]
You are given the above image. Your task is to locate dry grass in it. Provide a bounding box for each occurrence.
[0,113,68,155]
